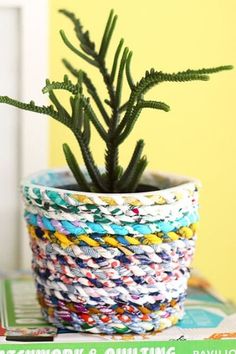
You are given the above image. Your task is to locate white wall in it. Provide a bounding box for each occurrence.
[0,8,20,271]
[0,0,48,272]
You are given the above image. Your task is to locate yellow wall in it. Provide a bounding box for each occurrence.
[49,0,236,301]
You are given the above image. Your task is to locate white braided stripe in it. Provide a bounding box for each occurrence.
[23,197,199,224]
[23,191,199,217]
[35,272,188,302]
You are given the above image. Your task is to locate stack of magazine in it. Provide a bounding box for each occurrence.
[0,273,235,353]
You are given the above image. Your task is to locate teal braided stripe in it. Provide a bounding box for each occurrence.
[22,187,67,207]
[25,211,199,235]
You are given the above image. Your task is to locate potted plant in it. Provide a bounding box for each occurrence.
[0,8,232,334]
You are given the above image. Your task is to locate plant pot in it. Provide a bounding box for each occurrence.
[21,168,200,334]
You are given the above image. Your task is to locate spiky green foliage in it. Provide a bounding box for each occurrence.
[0,9,233,192]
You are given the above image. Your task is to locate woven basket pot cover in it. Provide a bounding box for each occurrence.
[21,168,200,334]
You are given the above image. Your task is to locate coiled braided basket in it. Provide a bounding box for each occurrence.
[21,169,200,334]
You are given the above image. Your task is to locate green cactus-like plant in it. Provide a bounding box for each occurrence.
[0,9,233,192]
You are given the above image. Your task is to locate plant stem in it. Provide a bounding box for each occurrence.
[96,57,120,191]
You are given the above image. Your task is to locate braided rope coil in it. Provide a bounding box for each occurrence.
[21,169,200,334]
[24,198,199,224]
[21,169,200,207]
[39,293,185,334]
[30,233,192,333]
[25,211,199,236]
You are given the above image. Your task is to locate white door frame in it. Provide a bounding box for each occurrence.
[0,0,48,269]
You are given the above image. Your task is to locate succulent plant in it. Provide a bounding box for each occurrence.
[0,9,233,192]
